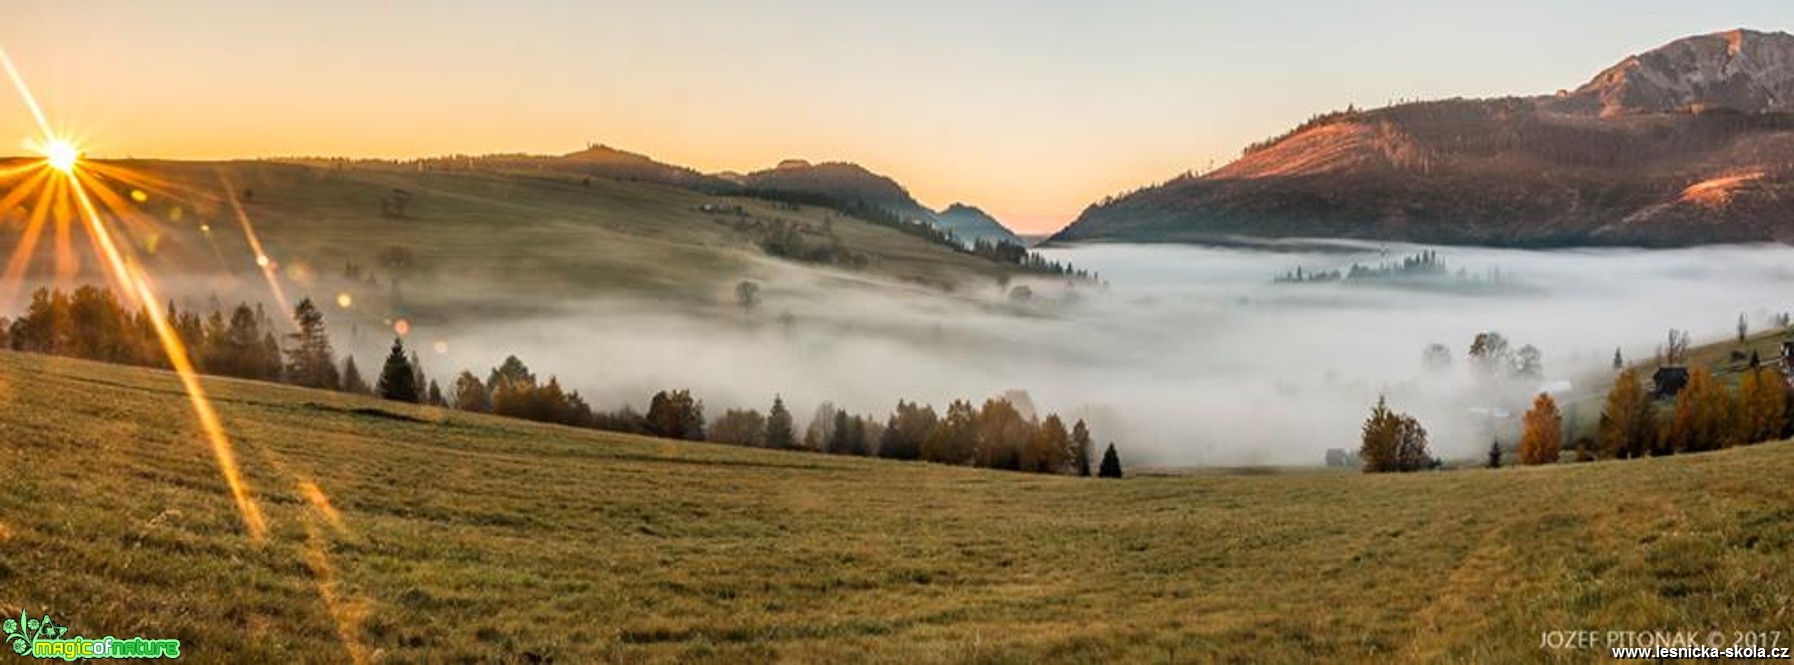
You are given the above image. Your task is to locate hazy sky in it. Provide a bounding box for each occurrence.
[3,1,1791,232]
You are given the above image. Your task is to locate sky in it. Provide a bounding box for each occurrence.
[3,1,1792,233]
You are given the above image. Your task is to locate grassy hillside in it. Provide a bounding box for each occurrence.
[0,158,1018,323]
[2,351,1790,662]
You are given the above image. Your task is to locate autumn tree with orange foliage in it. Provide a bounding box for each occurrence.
[1597,368,1656,459]
[1518,392,1563,465]
[1736,366,1788,445]
[1360,395,1432,473]
[1670,367,1734,453]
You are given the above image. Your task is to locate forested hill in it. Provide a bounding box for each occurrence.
[1051,29,1794,248]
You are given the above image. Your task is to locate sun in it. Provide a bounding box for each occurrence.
[41,137,79,173]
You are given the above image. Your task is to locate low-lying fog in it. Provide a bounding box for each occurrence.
[334,242,1794,466]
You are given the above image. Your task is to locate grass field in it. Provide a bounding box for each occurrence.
[2,350,1790,663]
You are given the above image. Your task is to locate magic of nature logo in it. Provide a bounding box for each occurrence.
[5,610,181,661]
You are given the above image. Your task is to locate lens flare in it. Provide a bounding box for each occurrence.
[67,174,268,540]
[2,48,385,660]
[223,173,294,320]
[1,47,270,540]
[42,138,78,173]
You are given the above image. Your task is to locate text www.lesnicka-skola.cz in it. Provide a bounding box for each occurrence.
[1611,645,1790,659]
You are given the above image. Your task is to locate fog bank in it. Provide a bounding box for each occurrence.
[335,242,1794,466]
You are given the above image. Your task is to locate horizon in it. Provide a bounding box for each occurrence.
[5,1,1793,233]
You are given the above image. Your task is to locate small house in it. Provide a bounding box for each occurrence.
[1652,366,1690,399]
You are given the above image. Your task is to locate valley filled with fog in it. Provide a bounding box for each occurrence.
[333,241,1794,467]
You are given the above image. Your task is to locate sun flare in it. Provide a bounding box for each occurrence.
[42,137,78,173]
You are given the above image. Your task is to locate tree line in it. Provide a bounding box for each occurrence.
[1590,364,1791,460]
[4,286,286,382]
[2,285,1126,478]
[442,359,1125,478]
[969,239,1087,278]
[1353,352,1791,473]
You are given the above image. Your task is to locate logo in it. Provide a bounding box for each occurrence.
[4,611,180,661]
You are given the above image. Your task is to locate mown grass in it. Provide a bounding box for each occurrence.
[0,350,1790,663]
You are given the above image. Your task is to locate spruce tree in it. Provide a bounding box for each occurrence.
[409,350,427,404]
[1097,443,1123,478]
[486,355,535,393]
[829,410,852,455]
[1486,439,1501,468]
[427,379,445,407]
[260,332,283,381]
[284,298,339,389]
[765,395,796,449]
[376,337,419,403]
[341,356,370,394]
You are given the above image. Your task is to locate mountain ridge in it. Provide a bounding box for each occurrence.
[934,203,1023,246]
[1051,28,1794,248]
[740,160,1021,246]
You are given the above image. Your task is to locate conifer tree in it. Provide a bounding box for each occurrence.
[765,395,796,449]
[1097,443,1123,478]
[259,332,283,381]
[376,337,419,403]
[846,413,870,456]
[485,355,535,393]
[828,410,852,455]
[341,356,370,394]
[284,298,339,389]
[409,350,427,404]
